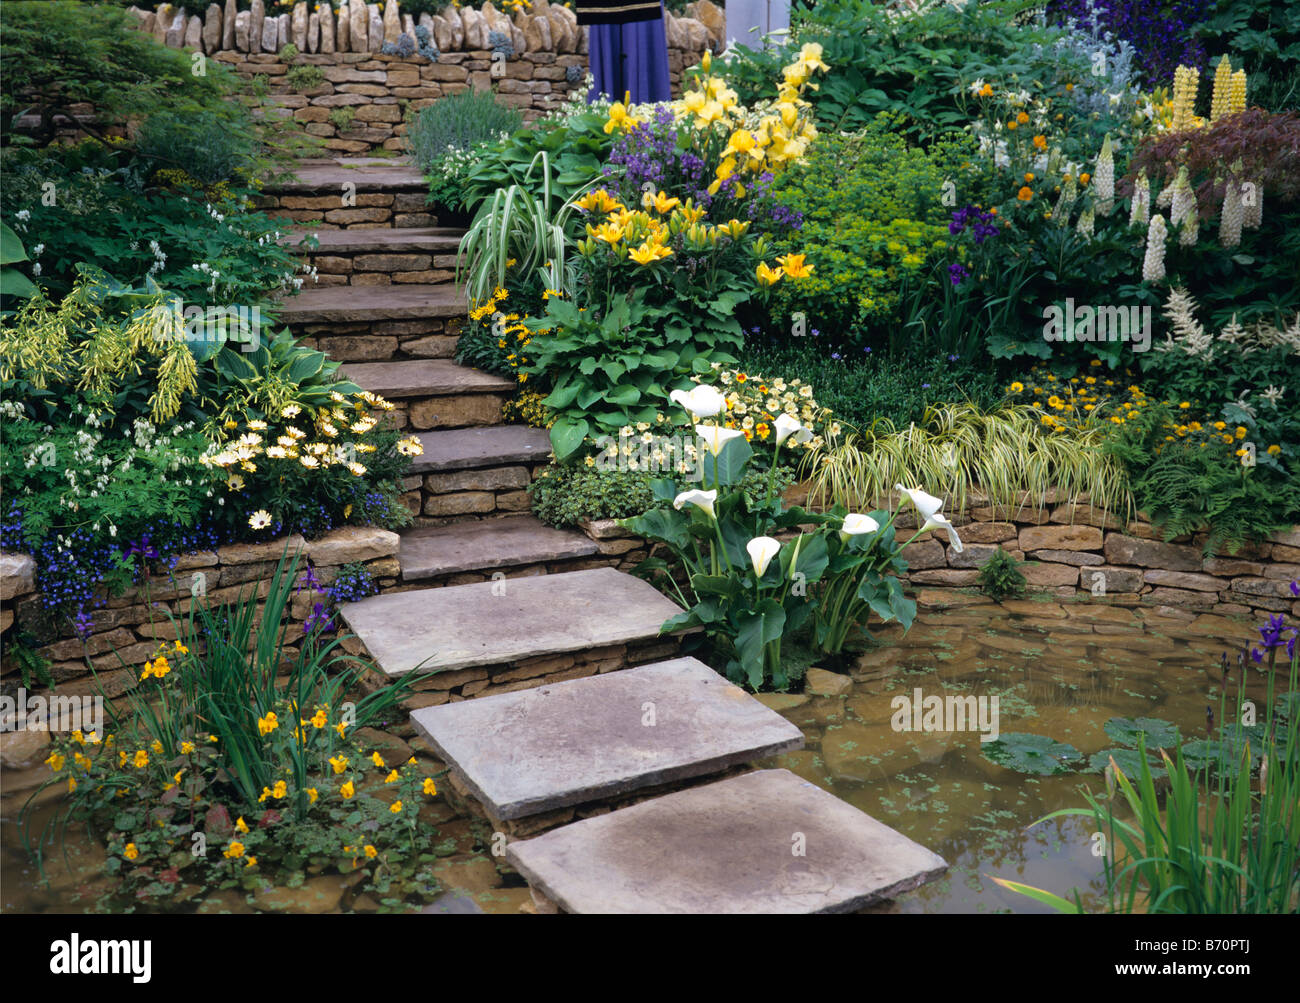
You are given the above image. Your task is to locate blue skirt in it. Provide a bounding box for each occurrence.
[588,9,672,105]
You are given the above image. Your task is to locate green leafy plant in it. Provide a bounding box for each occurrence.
[977,547,1028,599]
[284,64,325,91]
[405,89,523,174]
[982,732,1084,775]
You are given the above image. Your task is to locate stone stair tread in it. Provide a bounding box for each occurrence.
[263,158,427,193]
[399,515,598,581]
[411,657,805,821]
[506,769,949,913]
[281,227,464,254]
[337,567,686,677]
[409,425,552,475]
[341,359,511,398]
[275,283,466,322]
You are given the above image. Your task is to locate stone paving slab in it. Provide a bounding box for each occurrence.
[411,657,804,820]
[338,567,686,677]
[506,769,949,913]
[410,425,552,474]
[282,227,464,253]
[400,515,599,580]
[341,359,511,398]
[276,283,465,322]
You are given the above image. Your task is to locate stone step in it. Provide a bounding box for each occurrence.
[506,769,949,913]
[411,657,804,823]
[399,515,599,582]
[262,157,427,195]
[283,226,464,256]
[277,283,466,324]
[259,158,435,229]
[409,425,552,477]
[340,359,512,433]
[337,566,687,679]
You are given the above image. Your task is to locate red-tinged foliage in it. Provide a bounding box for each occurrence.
[1123,109,1300,216]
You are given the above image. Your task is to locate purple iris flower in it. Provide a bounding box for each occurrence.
[948,263,969,286]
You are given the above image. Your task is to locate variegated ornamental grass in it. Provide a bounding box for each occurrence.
[802,401,1133,519]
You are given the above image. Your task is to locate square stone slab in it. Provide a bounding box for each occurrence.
[338,567,687,677]
[411,657,804,820]
[506,769,948,913]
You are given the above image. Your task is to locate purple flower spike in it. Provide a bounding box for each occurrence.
[1290,580,1299,598]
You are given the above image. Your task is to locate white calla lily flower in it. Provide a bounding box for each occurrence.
[673,489,717,520]
[840,513,879,541]
[773,413,813,446]
[695,424,745,456]
[894,483,946,523]
[746,536,781,578]
[921,513,964,553]
[670,384,726,419]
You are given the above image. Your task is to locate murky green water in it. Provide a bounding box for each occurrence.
[1,592,1267,913]
[759,593,1267,913]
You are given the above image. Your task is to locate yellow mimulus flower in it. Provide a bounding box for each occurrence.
[340,780,355,800]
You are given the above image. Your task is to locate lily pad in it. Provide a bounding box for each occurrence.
[982,732,1082,776]
[1087,748,1167,780]
[1103,716,1180,750]
[1179,739,1253,777]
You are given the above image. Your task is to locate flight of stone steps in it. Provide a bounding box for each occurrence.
[273,157,949,912]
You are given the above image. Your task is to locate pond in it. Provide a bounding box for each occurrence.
[0,591,1267,914]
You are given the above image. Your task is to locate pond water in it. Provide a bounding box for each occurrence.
[755,592,1270,913]
[0,592,1269,914]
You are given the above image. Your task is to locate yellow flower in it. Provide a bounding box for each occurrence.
[777,253,813,279]
[423,778,437,796]
[330,755,348,774]
[257,712,279,736]
[389,800,403,814]
[1009,382,1024,394]
[236,816,250,834]
[385,769,399,784]
[371,751,385,768]
[341,780,355,799]
[45,751,65,771]
[756,262,784,286]
[124,843,139,861]
[364,845,378,859]
[308,787,319,804]
[224,841,245,859]
[1235,426,1247,439]
[133,750,149,769]
[1017,186,1033,202]
[1267,444,1281,456]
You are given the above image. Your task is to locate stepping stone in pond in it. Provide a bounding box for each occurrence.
[338,566,687,677]
[506,769,948,913]
[411,657,804,820]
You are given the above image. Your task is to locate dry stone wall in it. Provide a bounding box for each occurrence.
[124,1,721,153]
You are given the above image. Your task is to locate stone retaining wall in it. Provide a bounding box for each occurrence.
[0,527,402,719]
[579,489,1300,621]
[125,0,720,152]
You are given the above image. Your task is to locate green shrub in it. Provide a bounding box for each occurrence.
[977,547,1028,599]
[765,122,981,345]
[328,106,356,131]
[529,463,659,527]
[135,110,258,187]
[405,89,523,174]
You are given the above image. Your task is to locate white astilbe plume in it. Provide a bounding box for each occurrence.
[1220,180,1244,248]
[1142,213,1167,283]
[1129,170,1150,226]
[1160,287,1212,356]
[1242,180,1262,228]
[1095,135,1114,215]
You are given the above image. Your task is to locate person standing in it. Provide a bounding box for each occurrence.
[576,0,672,104]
